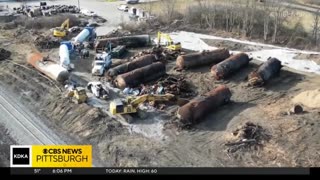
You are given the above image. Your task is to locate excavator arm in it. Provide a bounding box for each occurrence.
[53,18,70,37]
[110,93,177,116]
[157,32,174,46]
[157,31,181,51]
[61,18,69,30]
[129,93,175,108]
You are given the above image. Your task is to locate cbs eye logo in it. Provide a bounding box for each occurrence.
[10,145,32,167]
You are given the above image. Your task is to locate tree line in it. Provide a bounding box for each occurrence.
[155,0,319,48]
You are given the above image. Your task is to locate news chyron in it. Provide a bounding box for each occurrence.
[10,145,92,167]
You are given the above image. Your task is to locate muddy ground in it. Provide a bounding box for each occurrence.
[1,20,320,167]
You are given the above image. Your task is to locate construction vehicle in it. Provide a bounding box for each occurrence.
[59,41,74,70]
[157,31,181,52]
[109,93,176,115]
[87,82,109,100]
[67,87,88,104]
[74,26,96,44]
[91,52,112,76]
[53,18,69,37]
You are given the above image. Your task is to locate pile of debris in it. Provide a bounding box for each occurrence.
[225,122,271,153]
[97,29,131,39]
[34,35,60,49]
[13,4,80,17]
[0,48,11,61]
[129,48,162,60]
[131,46,180,62]
[153,75,194,98]
[123,75,195,98]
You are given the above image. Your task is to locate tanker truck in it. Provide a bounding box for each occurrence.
[59,41,74,70]
[74,26,96,44]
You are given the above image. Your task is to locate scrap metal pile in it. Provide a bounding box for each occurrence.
[225,122,271,153]
[129,48,160,61]
[34,35,60,49]
[121,74,195,99]
[0,48,11,61]
[130,46,180,61]
[139,75,195,98]
[97,29,131,40]
[13,4,80,17]
[95,35,151,52]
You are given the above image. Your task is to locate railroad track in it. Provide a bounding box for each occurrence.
[0,86,63,145]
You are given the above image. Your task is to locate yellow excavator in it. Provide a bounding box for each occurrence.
[157,31,181,52]
[53,18,69,37]
[110,93,176,115]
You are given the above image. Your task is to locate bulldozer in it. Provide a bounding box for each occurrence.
[157,31,181,52]
[67,87,88,104]
[110,93,176,116]
[53,18,69,38]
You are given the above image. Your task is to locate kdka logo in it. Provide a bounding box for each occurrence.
[10,145,32,167]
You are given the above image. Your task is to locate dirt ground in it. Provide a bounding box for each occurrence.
[0,124,16,167]
[1,18,320,167]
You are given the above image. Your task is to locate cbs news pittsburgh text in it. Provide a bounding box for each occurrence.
[10,145,91,170]
[9,145,315,175]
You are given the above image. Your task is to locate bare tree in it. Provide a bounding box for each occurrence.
[261,0,272,41]
[270,0,292,43]
[160,0,177,23]
[241,0,250,36]
[312,10,320,46]
[247,0,257,37]
[141,0,154,16]
[195,0,217,29]
[223,0,241,33]
[224,4,230,32]
[173,0,308,46]
[224,0,236,32]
